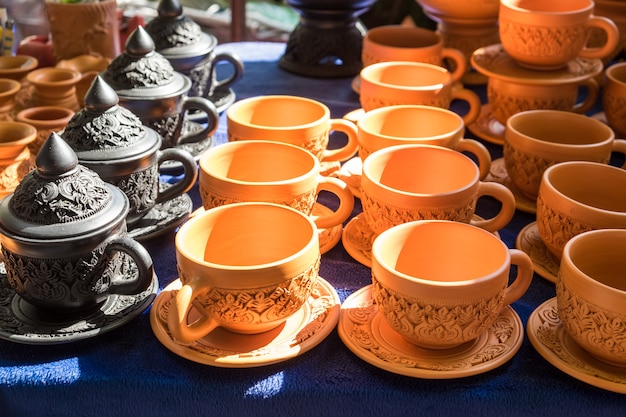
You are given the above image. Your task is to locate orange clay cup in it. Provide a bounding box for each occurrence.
[25,67,82,111]
[227,95,358,164]
[504,110,626,201]
[371,219,533,349]
[199,140,354,231]
[359,61,481,125]
[16,106,75,154]
[557,228,626,367]
[362,25,467,83]
[603,62,626,138]
[357,105,492,180]
[168,202,320,344]
[0,121,37,161]
[536,161,626,260]
[0,55,38,82]
[499,0,619,70]
[361,144,515,236]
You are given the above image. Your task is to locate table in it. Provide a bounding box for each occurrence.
[1,41,625,417]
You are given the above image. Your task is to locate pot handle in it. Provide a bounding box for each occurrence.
[104,236,154,296]
[210,52,244,91]
[177,97,219,145]
[156,148,199,204]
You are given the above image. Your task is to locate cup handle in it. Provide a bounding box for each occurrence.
[451,88,482,126]
[502,249,534,306]
[168,275,219,343]
[456,138,492,180]
[610,138,626,169]
[103,236,154,295]
[177,97,219,145]
[579,16,620,61]
[441,47,467,84]
[322,119,359,163]
[155,148,199,204]
[210,52,244,91]
[572,78,599,114]
[312,176,355,229]
[470,182,516,233]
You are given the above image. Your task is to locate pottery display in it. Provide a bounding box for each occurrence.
[370,220,533,348]
[556,229,626,367]
[167,202,320,344]
[0,133,155,312]
[198,140,353,253]
[0,121,37,199]
[504,110,626,201]
[15,105,74,154]
[359,61,481,125]
[0,55,38,83]
[603,62,626,137]
[536,161,626,260]
[0,78,20,120]
[56,54,111,108]
[100,26,218,149]
[226,95,359,169]
[144,0,243,108]
[24,67,82,112]
[361,25,467,84]
[60,76,197,229]
[498,0,619,70]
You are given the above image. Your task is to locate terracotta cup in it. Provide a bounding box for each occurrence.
[603,62,626,138]
[487,75,599,126]
[536,161,626,260]
[359,61,481,125]
[557,228,626,367]
[0,55,38,82]
[371,219,533,349]
[362,25,467,83]
[357,105,492,180]
[25,67,82,112]
[0,78,21,119]
[361,144,516,236]
[199,140,354,231]
[227,95,358,164]
[499,0,619,70]
[16,106,75,154]
[168,202,320,343]
[0,121,37,198]
[504,110,626,200]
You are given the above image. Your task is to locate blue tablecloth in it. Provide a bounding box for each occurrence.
[1,41,625,417]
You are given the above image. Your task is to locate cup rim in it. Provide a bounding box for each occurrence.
[605,62,626,84]
[364,25,441,49]
[360,61,451,90]
[500,0,593,15]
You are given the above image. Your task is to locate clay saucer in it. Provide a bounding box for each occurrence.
[515,222,559,283]
[484,158,537,214]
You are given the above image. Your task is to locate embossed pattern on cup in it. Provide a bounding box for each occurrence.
[371,220,533,349]
[536,161,626,259]
[556,229,626,367]
[603,62,626,138]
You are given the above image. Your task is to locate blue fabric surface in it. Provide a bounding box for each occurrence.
[1,42,626,417]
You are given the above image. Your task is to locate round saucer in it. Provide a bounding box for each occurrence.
[484,158,537,214]
[342,213,502,268]
[516,222,559,283]
[159,120,215,174]
[150,276,340,368]
[190,202,342,255]
[338,285,524,379]
[128,192,193,241]
[0,259,158,345]
[467,103,505,146]
[333,156,362,200]
[471,44,604,85]
[528,297,626,394]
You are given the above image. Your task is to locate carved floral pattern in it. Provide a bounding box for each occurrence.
[603,94,626,137]
[104,53,175,89]
[227,132,328,162]
[488,86,575,124]
[556,279,626,363]
[178,256,320,326]
[361,191,475,234]
[108,165,160,217]
[372,277,505,347]
[146,114,183,149]
[500,22,587,59]
[199,183,317,215]
[502,142,556,197]
[144,16,201,50]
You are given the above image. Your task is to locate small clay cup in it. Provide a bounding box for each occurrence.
[0,55,38,82]
[536,161,626,260]
[603,62,626,138]
[25,67,82,111]
[504,110,626,200]
[372,220,533,349]
[557,228,626,367]
[168,202,320,343]
[359,61,481,125]
[0,78,21,117]
[16,105,75,154]
[361,144,515,236]
[0,121,37,160]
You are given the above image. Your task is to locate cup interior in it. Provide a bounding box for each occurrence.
[177,203,315,267]
[568,231,626,291]
[546,163,626,212]
[365,146,477,194]
[229,96,326,127]
[367,26,439,49]
[376,221,507,282]
[201,141,316,183]
[362,62,450,88]
[503,0,590,13]
[606,63,626,85]
[359,105,461,139]
[0,122,36,145]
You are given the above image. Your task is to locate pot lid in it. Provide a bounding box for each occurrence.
[0,133,128,240]
[144,0,216,58]
[100,25,189,99]
[61,75,161,161]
